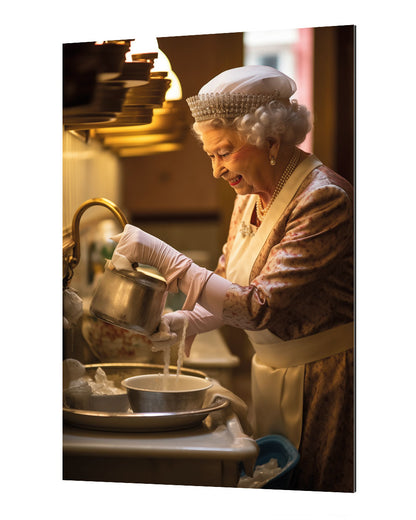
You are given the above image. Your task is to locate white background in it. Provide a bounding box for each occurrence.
[2,1,414,518]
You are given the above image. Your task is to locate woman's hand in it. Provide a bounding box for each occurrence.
[150,305,225,356]
[111,224,193,293]
[150,312,189,350]
[111,224,233,315]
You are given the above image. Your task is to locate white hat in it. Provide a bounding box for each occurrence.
[187,65,297,122]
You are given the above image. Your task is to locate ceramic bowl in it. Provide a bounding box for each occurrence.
[82,313,153,363]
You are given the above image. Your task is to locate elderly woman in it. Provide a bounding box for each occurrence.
[111,65,354,492]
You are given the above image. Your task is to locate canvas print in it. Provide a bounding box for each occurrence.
[62,26,355,492]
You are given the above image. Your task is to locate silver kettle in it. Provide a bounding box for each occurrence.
[90,263,167,335]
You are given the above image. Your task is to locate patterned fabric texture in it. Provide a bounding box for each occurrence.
[215,164,354,491]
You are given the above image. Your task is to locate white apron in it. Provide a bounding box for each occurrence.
[226,155,354,448]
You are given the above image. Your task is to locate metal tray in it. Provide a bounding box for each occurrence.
[63,363,227,432]
[63,398,229,433]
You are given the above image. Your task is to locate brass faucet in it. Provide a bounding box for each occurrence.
[63,197,128,288]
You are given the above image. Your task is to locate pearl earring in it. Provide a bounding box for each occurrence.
[270,157,276,166]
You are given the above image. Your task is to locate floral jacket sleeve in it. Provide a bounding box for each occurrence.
[215,165,354,340]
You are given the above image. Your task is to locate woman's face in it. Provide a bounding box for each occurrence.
[199,126,275,198]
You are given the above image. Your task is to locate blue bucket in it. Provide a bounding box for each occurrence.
[242,434,300,489]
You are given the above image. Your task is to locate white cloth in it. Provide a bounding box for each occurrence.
[63,287,83,329]
[203,379,252,436]
[226,154,352,448]
[246,323,354,369]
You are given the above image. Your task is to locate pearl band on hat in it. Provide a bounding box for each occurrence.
[186,92,290,122]
[186,65,297,122]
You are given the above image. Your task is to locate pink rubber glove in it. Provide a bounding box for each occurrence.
[150,304,224,356]
[111,224,191,291]
[112,224,211,310]
[178,263,233,317]
[112,224,234,316]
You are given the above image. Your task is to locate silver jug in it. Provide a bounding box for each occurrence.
[90,264,167,335]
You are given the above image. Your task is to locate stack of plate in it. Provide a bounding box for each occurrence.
[63,42,158,128]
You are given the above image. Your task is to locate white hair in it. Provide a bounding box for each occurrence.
[193,99,312,148]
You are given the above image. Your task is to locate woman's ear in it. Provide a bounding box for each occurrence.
[268,138,280,163]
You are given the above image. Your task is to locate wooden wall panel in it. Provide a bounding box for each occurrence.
[313,25,355,185]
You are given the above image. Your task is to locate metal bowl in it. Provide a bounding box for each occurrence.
[121,374,213,413]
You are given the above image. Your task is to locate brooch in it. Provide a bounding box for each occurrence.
[240,221,256,238]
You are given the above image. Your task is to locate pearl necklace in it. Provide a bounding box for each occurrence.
[256,148,301,223]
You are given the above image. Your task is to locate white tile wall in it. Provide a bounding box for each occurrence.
[62,130,123,232]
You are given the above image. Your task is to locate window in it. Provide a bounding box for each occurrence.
[244,28,314,152]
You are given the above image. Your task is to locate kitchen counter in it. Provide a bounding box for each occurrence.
[63,409,258,487]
